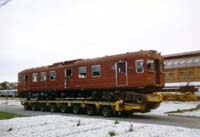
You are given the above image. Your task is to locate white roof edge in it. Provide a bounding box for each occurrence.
[165,82,200,87]
[164,50,200,58]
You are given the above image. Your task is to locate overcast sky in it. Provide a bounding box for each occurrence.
[0,0,200,82]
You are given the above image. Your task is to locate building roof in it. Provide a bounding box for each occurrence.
[164,50,200,69]
[164,50,200,59]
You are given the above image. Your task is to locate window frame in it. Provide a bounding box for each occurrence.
[49,70,56,81]
[92,65,101,77]
[135,59,144,73]
[160,62,164,72]
[66,69,73,78]
[147,59,155,72]
[166,72,175,81]
[32,73,38,82]
[40,72,47,82]
[24,75,29,82]
[198,70,200,79]
[117,62,126,73]
[78,66,87,78]
[188,71,194,80]
[18,75,23,83]
[178,71,186,81]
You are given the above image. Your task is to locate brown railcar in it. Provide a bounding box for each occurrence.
[18,50,164,102]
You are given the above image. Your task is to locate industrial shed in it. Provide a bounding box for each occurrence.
[164,51,200,93]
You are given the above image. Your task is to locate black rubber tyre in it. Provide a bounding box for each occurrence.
[102,106,113,117]
[50,104,57,112]
[60,104,68,113]
[86,105,96,115]
[31,104,37,111]
[120,111,133,117]
[73,104,81,114]
[24,104,30,110]
[136,95,147,104]
[40,104,47,112]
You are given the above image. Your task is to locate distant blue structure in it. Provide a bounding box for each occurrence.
[0,89,17,97]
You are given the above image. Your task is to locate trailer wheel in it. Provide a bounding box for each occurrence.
[24,104,30,110]
[120,111,133,117]
[102,106,113,117]
[86,105,96,115]
[50,104,57,112]
[31,104,37,111]
[73,104,81,114]
[136,95,147,104]
[40,104,47,112]
[60,104,68,113]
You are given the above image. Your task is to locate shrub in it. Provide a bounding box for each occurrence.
[7,128,13,132]
[128,124,133,132]
[176,109,182,113]
[108,130,116,136]
[77,120,80,127]
[114,120,119,124]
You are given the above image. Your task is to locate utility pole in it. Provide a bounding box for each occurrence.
[6,90,8,112]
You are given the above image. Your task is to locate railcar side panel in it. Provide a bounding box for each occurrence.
[18,50,164,97]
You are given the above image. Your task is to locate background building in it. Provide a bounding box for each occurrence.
[0,89,17,97]
[164,51,200,93]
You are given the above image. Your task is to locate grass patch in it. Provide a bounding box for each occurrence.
[196,104,200,109]
[167,104,200,114]
[176,109,183,113]
[0,112,25,120]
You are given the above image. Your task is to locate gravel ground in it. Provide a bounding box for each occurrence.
[0,99,200,129]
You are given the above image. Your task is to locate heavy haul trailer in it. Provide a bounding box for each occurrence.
[19,50,164,115]
[21,93,162,116]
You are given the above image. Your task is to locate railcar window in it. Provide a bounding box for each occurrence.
[92,65,101,77]
[117,62,126,73]
[135,60,144,73]
[67,69,72,77]
[49,71,56,81]
[41,72,46,82]
[24,75,28,81]
[78,67,86,78]
[147,60,155,71]
[32,73,38,82]
[160,62,164,72]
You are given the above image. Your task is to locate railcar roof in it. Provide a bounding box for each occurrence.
[73,50,161,65]
[19,50,161,74]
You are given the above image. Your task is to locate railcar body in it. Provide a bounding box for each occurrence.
[18,50,164,102]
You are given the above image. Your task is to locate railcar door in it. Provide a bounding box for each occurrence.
[23,74,28,91]
[64,69,73,88]
[155,60,160,85]
[116,61,128,86]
